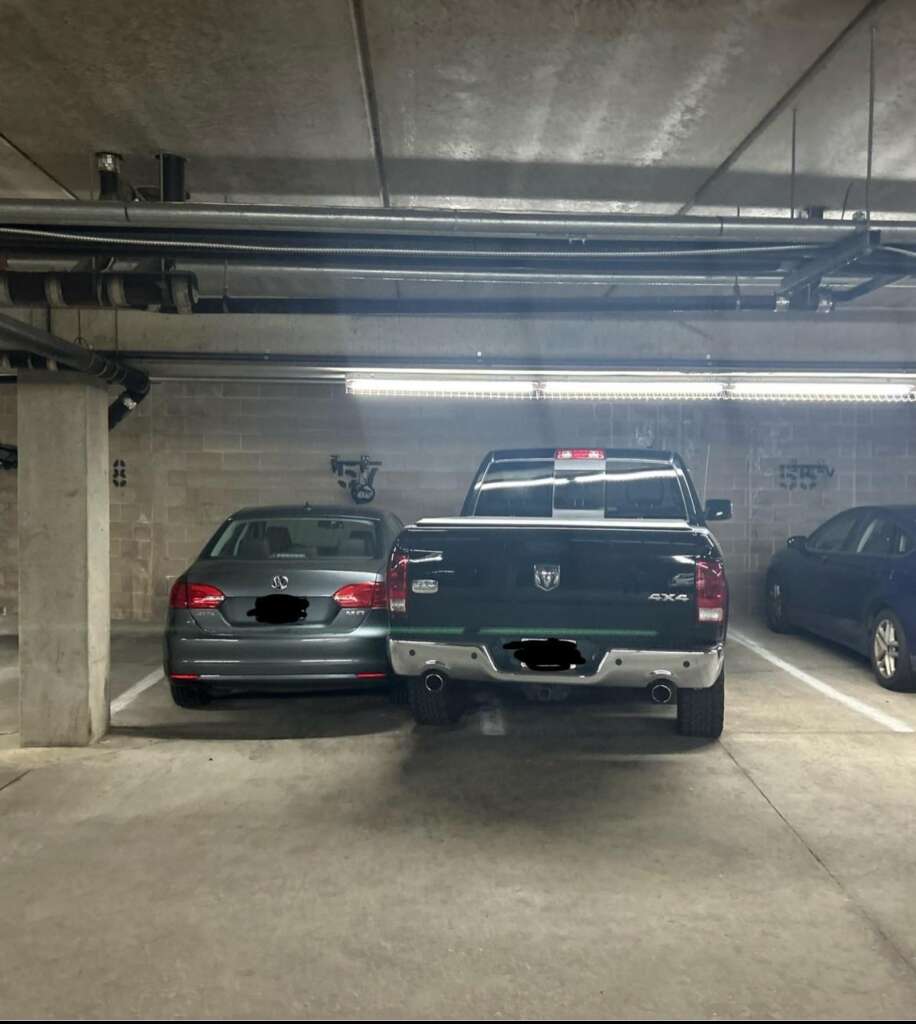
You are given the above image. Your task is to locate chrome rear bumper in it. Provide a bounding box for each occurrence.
[389,639,724,689]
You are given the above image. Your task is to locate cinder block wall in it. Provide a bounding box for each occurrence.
[1,380,913,622]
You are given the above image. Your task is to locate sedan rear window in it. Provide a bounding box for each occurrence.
[203,517,379,560]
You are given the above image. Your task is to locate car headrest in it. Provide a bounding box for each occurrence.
[339,536,369,556]
[266,526,292,554]
[237,537,270,559]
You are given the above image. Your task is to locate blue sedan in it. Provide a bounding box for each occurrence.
[766,506,916,691]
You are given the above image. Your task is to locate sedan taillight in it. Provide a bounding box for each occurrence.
[695,559,727,623]
[332,581,387,610]
[169,580,225,609]
[387,549,409,614]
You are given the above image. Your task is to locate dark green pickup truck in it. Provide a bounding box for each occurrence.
[387,448,732,737]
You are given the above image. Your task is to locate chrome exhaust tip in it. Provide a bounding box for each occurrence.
[424,671,446,694]
[649,681,674,704]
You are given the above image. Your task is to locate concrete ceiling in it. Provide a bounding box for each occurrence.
[1,0,913,216]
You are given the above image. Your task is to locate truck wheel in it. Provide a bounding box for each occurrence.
[169,682,211,709]
[870,610,916,691]
[676,670,724,738]
[408,673,464,725]
[765,575,793,634]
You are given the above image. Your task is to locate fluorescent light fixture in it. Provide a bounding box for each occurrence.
[346,373,916,403]
[542,380,725,400]
[346,377,535,398]
[728,380,915,402]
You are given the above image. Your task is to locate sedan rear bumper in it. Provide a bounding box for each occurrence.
[164,616,389,687]
[389,639,725,689]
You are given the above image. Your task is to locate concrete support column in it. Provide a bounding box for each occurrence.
[17,370,110,745]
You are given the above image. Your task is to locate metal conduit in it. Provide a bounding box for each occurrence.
[4,199,916,242]
[0,313,150,429]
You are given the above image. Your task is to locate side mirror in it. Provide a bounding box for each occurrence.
[704,498,732,522]
[786,535,807,551]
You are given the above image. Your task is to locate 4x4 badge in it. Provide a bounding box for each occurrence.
[534,564,560,592]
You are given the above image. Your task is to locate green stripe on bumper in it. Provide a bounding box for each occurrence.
[389,626,658,638]
[479,627,658,637]
[390,626,465,636]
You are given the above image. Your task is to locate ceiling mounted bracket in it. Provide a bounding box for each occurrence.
[777,228,879,309]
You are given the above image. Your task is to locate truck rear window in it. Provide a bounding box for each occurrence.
[472,459,688,519]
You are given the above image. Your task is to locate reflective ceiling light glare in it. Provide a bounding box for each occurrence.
[346,377,536,398]
[728,381,916,401]
[542,380,726,399]
[347,376,916,402]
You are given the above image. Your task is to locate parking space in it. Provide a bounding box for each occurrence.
[8,2,916,1018]
[2,622,916,1018]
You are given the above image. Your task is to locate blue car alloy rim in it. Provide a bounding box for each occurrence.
[874,617,900,679]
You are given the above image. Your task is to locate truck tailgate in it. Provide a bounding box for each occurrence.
[395,520,718,651]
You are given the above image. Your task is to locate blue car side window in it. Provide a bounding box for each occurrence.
[808,511,860,553]
[856,516,898,557]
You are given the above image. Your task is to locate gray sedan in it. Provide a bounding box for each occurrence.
[163,505,403,707]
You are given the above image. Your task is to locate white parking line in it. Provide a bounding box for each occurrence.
[730,630,914,734]
[110,668,164,715]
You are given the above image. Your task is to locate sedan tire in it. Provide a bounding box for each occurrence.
[169,682,212,708]
[765,575,793,634]
[870,610,916,692]
[387,679,409,705]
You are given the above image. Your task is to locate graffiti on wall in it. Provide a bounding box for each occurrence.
[778,459,835,491]
[329,454,382,505]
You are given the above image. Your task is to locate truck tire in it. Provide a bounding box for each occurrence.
[676,670,724,738]
[408,674,464,725]
[169,682,211,709]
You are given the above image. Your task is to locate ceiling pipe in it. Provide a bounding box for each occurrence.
[0,313,150,429]
[191,294,782,315]
[94,351,916,377]
[0,271,196,311]
[95,152,126,201]
[6,199,916,243]
[157,153,188,202]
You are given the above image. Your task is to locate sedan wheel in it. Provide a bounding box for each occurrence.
[871,611,915,691]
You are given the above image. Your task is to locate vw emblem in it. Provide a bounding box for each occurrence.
[533,563,560,592]
[271,575,289,591]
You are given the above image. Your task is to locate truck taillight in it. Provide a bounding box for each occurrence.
[695,559,727,623]
[169,580,225,609]
[555,448,605,460]
[333,581,387,609]
[387,549,409,614]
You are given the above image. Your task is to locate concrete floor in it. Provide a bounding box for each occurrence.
[2,622,916,1019]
